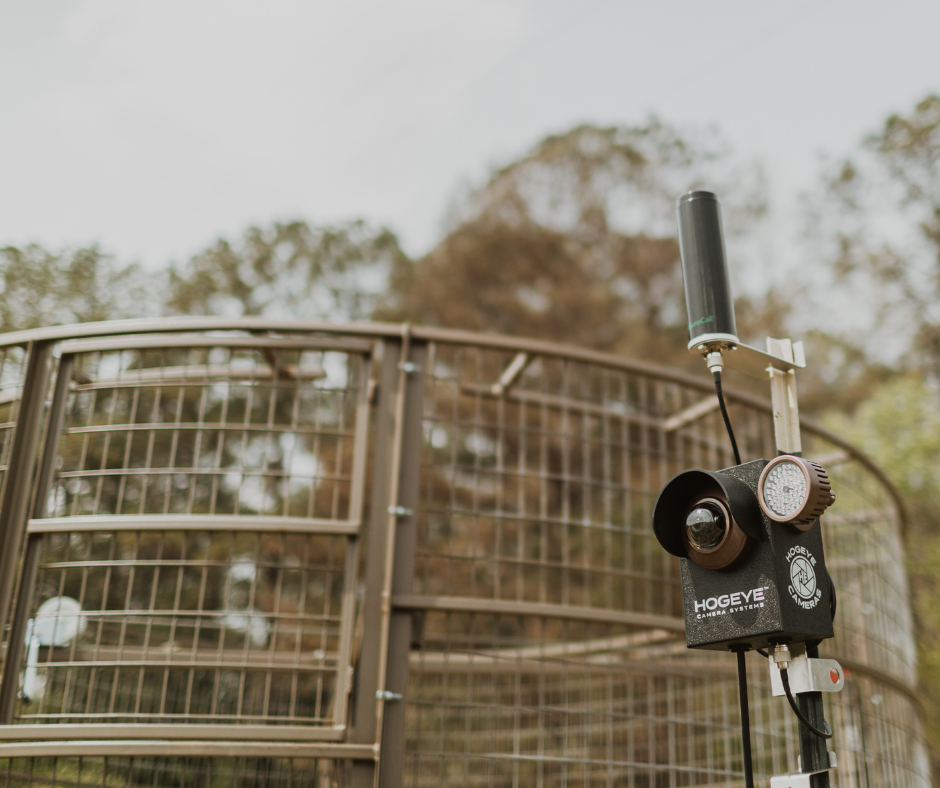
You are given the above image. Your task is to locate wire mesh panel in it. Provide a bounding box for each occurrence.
[19,529,350,727]
[414,345,712,619]
[8,335,371,739]
[52,342,363,521]
[0,755,350,788]
[802,432,916,686]
[403,338,931,788]
[406,612,751,788]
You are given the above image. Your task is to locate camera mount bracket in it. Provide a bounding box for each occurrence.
[691,338,805,380]
[769,643,844,696]
[769,752,838,788]
[692,337,805,456]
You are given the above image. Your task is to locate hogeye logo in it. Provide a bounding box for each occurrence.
[787,545,821,609]
[693,585,768,619]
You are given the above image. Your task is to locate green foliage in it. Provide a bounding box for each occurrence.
[827,375,940,507]
[0,245,149,333]
[167,220,408,321]
[825,374,940,774]
[814,94,940,375]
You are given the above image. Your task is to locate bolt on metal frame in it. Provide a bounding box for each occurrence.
[0,317,924,788]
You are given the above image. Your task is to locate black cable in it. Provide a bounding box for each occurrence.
[780,668,834,739]
[713,370,741,465]
[756,648,769,658]
[828,571,837,619]
[735,650,755,788]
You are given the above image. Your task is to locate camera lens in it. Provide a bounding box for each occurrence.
[685,503,727,550]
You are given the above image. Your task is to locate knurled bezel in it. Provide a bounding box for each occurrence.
[757,455,834,530]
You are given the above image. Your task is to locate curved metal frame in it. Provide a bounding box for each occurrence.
[0,315,900,518]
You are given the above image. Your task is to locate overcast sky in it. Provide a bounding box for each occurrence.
[1,0,937,271]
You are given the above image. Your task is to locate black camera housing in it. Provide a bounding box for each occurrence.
[653,459,834,651]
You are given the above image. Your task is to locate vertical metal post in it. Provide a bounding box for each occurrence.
[766,338,801,456]
[797,655,832,787]
[0,341,54,671]
[351,339,404,788]
[333,354,374,728]
[766,338,829,786]
[376,341,425,788]
[0,354,73,722]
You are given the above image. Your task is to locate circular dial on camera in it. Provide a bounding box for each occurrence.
[757,455,835,530]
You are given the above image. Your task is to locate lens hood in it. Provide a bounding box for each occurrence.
[652,468,763,558]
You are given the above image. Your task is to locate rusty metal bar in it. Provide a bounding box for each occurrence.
[663,394,720,432]
[391,594,686,632]
[27,514,361,535]
[0,354,74,722]
[351,338,402,788]
[0,740,377,759]
[0,723,345,742]
[491,351,529,395]
[367,328,415,787]
[377,340,426,788]
[333,355,374,727]
[0,342,53,662]
[69,364,326,385]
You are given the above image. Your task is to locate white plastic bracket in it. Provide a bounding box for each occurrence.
[692,336,806,455]
[770,753,838,787]
[769,643,844,696]
[765,338,802,455]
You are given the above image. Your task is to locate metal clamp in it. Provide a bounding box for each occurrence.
[772,644,791,670]
[376,690,403,702]
[388,506,413,517]
[769,643,844,696]
[770,753,837,787]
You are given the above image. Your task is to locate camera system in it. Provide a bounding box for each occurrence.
[653,458,835,651]
[653,191,844,787]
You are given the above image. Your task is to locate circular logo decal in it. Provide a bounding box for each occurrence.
[786,546,822,609]
[789,556,816,600]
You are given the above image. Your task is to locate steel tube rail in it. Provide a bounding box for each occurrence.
[0,740,377,759]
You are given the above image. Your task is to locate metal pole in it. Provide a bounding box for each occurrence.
[351,339,404,788]
[0,341,53,669]
[377,340,426,788]
[735,649,755,788]
[766,338,830,787]
[798,643,832,787]
[0,354,74,722]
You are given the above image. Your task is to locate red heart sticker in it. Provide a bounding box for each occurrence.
[830,669,840,684]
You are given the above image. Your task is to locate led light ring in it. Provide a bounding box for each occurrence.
[681,496,753,571]
[757,455,835,531]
